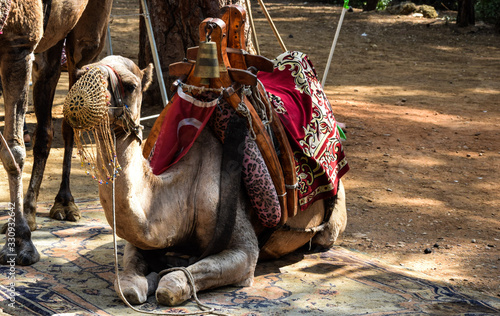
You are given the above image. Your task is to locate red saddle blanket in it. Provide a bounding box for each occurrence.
[258,51,349,211]
[149,87,218,175]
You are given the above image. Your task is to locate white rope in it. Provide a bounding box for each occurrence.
[244,0,260,55]
[110,133,230,316]
[0,131,20,173]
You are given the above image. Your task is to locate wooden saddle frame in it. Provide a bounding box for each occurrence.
[142,5,298,225]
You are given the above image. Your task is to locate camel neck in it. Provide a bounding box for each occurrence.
[97,134,199,250]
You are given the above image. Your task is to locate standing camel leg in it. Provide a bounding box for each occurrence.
[0,50,40,265]
[48,1,110,221]
[24,1,111,223]
[24,41,65,229]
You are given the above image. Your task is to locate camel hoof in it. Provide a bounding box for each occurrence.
[50,201,81,222]
[0,239,40,266]
[156,271,191,306]
[156,287,178,306]
[118,286,147,305]
[114,272,157,305]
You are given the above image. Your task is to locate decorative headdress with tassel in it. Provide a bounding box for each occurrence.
[63,66,121,184]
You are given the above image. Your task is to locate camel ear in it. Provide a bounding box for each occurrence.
[141,63,154,92]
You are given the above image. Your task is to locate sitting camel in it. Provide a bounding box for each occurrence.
[64,55,347,306]
[0,0,112,265]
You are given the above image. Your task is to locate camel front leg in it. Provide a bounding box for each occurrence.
[155,188,259,306]
[115,243,158,305]
[24,43,68,228]
[48,118,81,222]
[0,51,40,265]
[156,243,258,306]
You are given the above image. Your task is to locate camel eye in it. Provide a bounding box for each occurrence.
[123,82,137,92]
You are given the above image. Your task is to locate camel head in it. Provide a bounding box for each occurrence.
[67,55,154,142]
[63,56,153,183]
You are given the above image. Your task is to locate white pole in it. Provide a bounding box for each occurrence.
[245,0,260,55]
[256,0,287,52]
[321,6,347,87]
[140,0,169,106]
[106,25,113,55]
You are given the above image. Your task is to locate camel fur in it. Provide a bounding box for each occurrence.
[80,55,346,306]
[0,0,112,266]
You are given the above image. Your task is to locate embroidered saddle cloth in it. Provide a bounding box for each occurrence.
[258,51,349,211]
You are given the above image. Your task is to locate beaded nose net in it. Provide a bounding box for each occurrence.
[63,66,120,184]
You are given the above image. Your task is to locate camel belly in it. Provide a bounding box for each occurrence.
[34,0,89,53]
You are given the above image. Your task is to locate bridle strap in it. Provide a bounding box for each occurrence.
[105,66,125,107]
[98,65,144,144]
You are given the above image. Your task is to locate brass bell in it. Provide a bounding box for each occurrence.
[193,40,220,85]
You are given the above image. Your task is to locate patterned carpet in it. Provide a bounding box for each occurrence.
[1,199,499,315]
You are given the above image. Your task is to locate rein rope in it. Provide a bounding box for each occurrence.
[110,132,230,316]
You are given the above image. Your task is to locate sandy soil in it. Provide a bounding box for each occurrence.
[1,0,499,299]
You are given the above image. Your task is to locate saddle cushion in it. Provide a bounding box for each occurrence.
[258,51,349,211]
[209,102,281,228]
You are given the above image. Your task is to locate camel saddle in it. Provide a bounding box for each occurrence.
[143,5,348,227]
[143,9,296,226]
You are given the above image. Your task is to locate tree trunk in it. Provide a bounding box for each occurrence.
[138,0,252,106]
[457,0,475,27]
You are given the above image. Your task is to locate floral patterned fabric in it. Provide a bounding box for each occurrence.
[258,51,349,210]
[1,200,498,316]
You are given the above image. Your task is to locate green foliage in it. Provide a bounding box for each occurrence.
[475,0,500,23]
[377,0,392,10]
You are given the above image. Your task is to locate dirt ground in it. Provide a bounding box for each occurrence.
[1,0,499,300]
